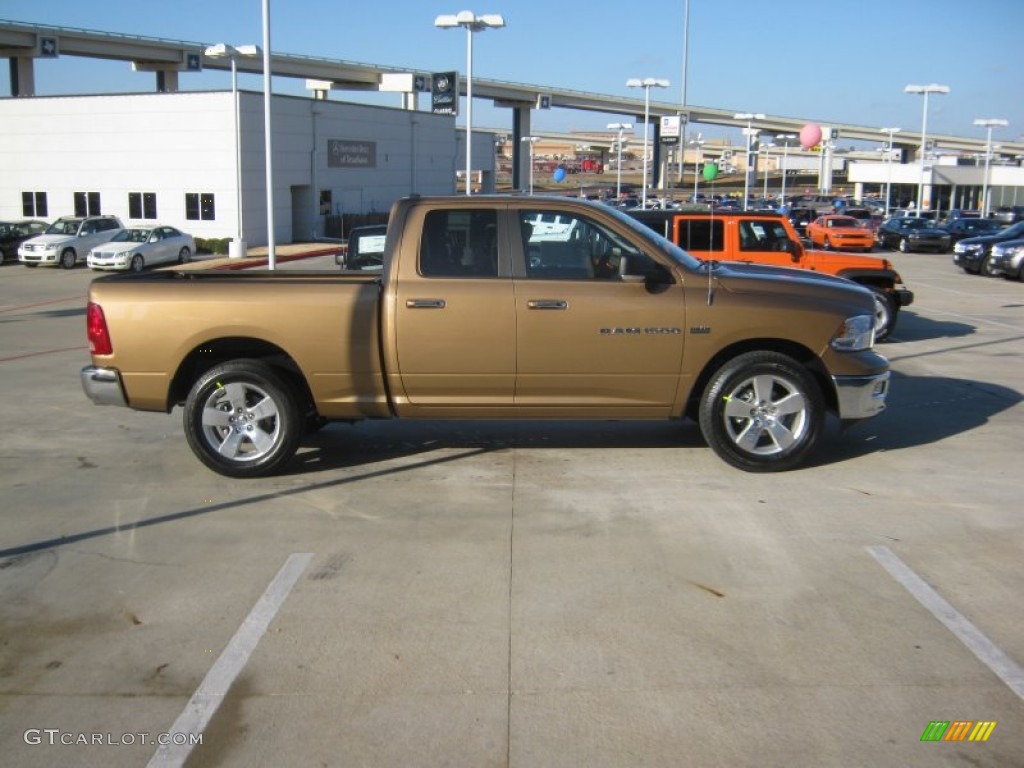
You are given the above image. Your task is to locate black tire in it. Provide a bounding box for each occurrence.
[130,255,145,273]
[179,247,192,264]
[898,238,909,253]
[824,237,832,250]
[981,255,998,277]
[183,360,302,478]
[59,248,77,269]
[870,289,898,342]
[698,351,824,472]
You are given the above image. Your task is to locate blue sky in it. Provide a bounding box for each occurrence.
[2,0,1022,147]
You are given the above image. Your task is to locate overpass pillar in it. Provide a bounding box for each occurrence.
[512,106,532,192]
[8,57,36,96]
[155,69,179,92]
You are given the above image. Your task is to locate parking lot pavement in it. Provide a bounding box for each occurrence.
[1,253,1022,767]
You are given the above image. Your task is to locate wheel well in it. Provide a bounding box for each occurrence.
[683,339,837,420]
[168,337,315,415]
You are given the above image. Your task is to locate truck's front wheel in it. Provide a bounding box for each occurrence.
[183,360,302,477]
[698,351,824,472]
[871,289,897,341]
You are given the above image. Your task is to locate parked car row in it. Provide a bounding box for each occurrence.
[869,213,1024,281]
[12,215,194,272]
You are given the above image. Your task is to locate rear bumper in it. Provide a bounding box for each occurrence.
[833,371,890,420]
[81,366,128,407]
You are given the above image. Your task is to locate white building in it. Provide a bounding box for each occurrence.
[0,90,497,247]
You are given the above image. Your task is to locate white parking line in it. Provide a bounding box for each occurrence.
[147,552,314,767]
[867,546,1024,700]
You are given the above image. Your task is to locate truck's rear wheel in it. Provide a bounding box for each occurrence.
[183,360,302,477]
[698,351,824,472]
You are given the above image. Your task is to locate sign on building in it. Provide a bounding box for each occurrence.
[327,140,377,168]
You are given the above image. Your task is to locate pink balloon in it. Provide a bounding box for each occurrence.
[800,123,822,149]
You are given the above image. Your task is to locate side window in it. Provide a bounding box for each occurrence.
[520,210,650,280]
[676,219,724,252]
[738,220,787,252]
[419,209,498,278]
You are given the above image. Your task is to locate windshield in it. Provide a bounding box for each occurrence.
[112,228,153,243]
[605,206,702,270]
[1002,221,1024,238]
[828,217,857,227]
[45,218,83,235]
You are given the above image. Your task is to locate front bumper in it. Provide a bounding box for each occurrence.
[81,366,128,407]
[18,249,59,265]
[952,246,985,269]
[894,287,914,307]
[832,371,890,420]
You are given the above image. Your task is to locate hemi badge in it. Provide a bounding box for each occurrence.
[689,325,711,334]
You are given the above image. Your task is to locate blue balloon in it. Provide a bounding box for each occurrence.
[553,167,566,183]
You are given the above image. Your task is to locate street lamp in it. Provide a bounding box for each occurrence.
[607,122,632,199]
[204,43,261,259]
[973,118,1008,217]
[879,127,900,217]
[904,83,949,211]
[626,77,670,208]
[734,112,765,211]
[435,11,505,196]
[521,136,539,194]
[776,133,796,207]
[689,133,704,201]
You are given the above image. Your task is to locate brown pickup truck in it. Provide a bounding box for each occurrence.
[628,210,913,340]
[82,195,890,477]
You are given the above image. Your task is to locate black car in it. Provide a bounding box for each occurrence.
[942,217,1005,245]
[952,220,1024,275]
[335,224,387,271]
[786,207,818,238]
[875,217,951,253]
[0,219,48,263]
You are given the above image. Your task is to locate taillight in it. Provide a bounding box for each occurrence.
[87,302,113,355]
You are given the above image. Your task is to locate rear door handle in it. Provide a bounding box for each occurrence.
[405,299,447,309]
[527,300,568,310]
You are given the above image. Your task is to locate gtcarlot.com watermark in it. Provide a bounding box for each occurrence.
[24,729,202,747]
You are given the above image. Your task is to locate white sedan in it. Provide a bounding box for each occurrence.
[87,225,195,272]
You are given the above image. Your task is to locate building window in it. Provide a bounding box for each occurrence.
[128,192,158,220]
[22,191,48,217]
[185,192,216,221]
[73,192,102,217]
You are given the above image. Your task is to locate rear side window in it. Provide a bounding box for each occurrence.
[676,219,724,252]
[419,209,498,278]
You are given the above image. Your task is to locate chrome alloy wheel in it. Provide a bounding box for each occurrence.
[198,380,282,463]
[720,373,810,457]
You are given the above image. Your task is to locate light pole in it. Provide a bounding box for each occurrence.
[607,122,632,199]
[973,118,1008,217]
[879,127,900,217]
[904,83,949,211]
[689,134,704,201]
[759,142,776,202]
[734,112,765,210]
[521,136,539,194]
[776,133,796,206]
[204,43,261,259]
[435,11,505,196]
[626,77,670,208]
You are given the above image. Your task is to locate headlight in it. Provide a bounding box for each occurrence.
[831,314,875,352]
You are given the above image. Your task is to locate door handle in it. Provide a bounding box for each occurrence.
[405,299,447,309]
[527,300,568,310]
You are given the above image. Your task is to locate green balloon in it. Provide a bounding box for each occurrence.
[702,163,719,182]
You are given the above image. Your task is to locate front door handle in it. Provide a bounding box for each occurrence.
[405,299,447,309]
[527,300,568,310]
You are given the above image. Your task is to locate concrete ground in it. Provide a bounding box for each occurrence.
[0,247,1021,767]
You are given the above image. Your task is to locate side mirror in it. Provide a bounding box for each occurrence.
[786,238,802,262]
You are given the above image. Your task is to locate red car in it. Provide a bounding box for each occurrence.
[806,215,874,252]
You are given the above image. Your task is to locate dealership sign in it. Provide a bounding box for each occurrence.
[327,140,377,168]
